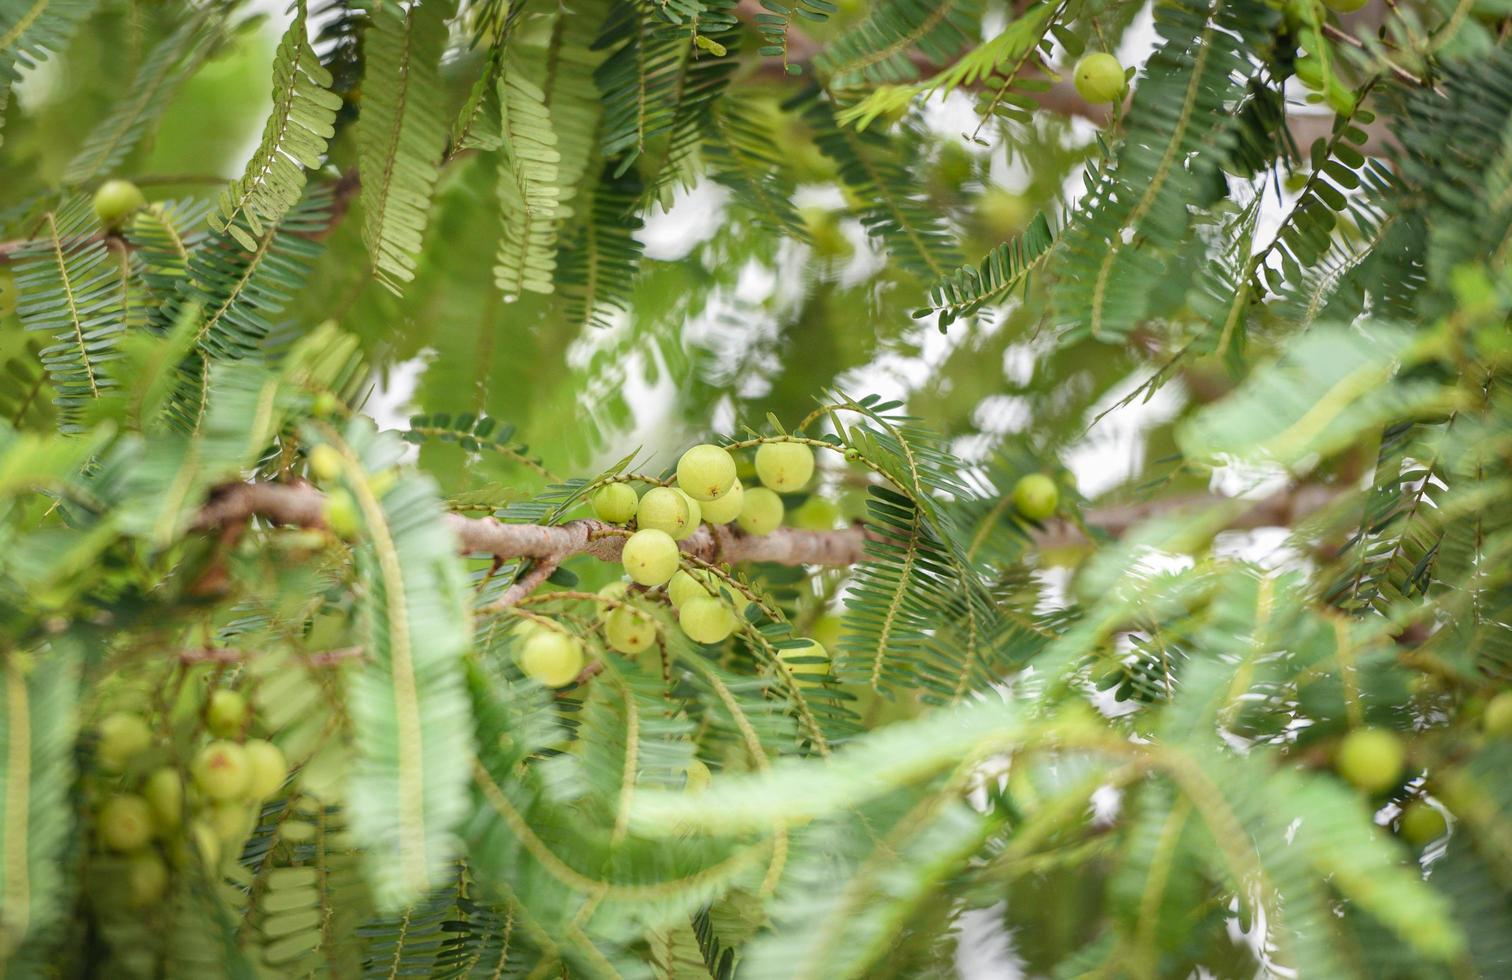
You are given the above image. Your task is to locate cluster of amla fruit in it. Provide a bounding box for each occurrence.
[513,441,827,687]
[1329,692,1512,851]
[89,689,289,906]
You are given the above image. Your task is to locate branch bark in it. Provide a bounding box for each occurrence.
[194,478,1344,586]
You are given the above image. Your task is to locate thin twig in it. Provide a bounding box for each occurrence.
[497,555,566,608]
[1319,22,1438,91]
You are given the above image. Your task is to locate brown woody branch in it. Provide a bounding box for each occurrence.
[193,479,1344,600]
[192,480,877,568]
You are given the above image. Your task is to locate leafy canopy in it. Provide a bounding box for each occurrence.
[0,0,1510,977]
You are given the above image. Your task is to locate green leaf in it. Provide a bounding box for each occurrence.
[62,7,225,184]
[0,647,79,958]
[494,63,562,300]
[329,421,475,911]
[1178,324,1455,470]
[357,0,455,294]
[11,197,125,432]
[817,0,982,89]
[0,0,101,147]
[210,0,340,251]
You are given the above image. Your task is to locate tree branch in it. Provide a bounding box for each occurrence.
[193,479,1345,603]
[191,480,876,568]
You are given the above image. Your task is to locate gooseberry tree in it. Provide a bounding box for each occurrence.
[0,0,1510,977]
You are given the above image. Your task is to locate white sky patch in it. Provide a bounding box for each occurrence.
[1064,371,1188,498]
[1208,456,1293,499]
[954,904,1026,980]
[638,182,731,261]
[971,394,1033,436]
[361,352,430,464]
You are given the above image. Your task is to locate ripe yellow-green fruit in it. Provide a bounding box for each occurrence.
[778,639,830,686]
[511,617,546,640]
[308,444,343,484]
[144,768,184,831]
[592,483,639,523]
[126,852,169,907]
[737,487,784,536]
[682,758,712,793]
[1323,0,1368,11]
[520,631,585,687]
[668,569,715,608]
[1073,53,1126,104]
[812,614,842,651]
[792,496,840,531]
[1398,800,1448,847]
[1484,690,1512,736]
[677,444,737,501]
[243,739,288,799]
[92,179,146,228]
[637,487,691,538]
[323,488,361,539]
[99,795,154,852]
[189,820,221,867]
[1012,474,1059,521]
[673,489,702,540]
[980,188,1031,238]
[605,603,657,654]
[311,391,340,417]
[700,478,744,524]
[206,689,248,738]
[192,740,252,802]
[1335,728,1405,793]
[208,801,253,844]
[622,528,680,586]
[679,596,738,644]
[754,442,815,492]
[97,712,153,772]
